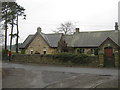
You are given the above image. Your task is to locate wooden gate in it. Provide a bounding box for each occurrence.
[104,47,115,67]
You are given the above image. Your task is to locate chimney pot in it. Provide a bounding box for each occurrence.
[37,27,41,32]
[115,22,119,30]
[76,28,79,33]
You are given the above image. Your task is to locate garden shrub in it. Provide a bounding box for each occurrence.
[2,49,9,60]
[53,53,89,64]
[2,49,9,55]
[76,48,80,53]
[94,48,98,55]
[21,49,25,54]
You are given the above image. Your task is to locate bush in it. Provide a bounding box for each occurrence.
[94,48,98,55]
[53,53,89,64]
[2,49,9,60]
[2,49,9,55]
[21,49,25,54]
[76,48,80,53]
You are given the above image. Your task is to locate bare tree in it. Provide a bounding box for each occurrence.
[56,22,75,35]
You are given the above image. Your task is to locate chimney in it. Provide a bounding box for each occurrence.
[75,28,80,33]
[115,22,119,30]
[37,27,41,32]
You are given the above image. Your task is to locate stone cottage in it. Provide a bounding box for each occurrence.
[58,22,120,67]
[19,27,62,54]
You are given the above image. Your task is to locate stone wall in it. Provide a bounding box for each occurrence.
[11,54,99,66]
[11,54,54,64]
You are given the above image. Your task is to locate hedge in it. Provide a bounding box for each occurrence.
[53,53,90,64]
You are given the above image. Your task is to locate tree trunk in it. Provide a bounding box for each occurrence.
[10,16,14,59]
[4,11,7,50]
[16,14,19,53]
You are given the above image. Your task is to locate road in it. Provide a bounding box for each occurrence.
[2,62,119,88]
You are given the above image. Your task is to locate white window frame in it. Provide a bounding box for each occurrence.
[43,47,47,54]
[30,49,33,54]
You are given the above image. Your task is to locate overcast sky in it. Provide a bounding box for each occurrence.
[7,0,120,44]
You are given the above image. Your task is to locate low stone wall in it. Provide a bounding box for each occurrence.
[11,54,55,64]
[11,54,99,67]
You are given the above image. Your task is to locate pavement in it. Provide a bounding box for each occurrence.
[2,62,119,88]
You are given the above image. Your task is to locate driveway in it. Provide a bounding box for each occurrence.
[2,62,119,88]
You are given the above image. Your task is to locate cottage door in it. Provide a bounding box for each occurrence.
[104,47,115,67]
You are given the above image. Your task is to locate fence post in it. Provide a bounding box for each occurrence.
[99,53,104,67]
[114,51,119,67]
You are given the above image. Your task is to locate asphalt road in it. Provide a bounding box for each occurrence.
[2,62,119,88]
